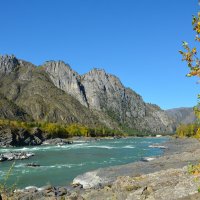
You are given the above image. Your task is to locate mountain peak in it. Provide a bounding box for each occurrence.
[0,54,19,74]
[44,60,76,74]
[43,60,88,107]
[89,68,106,73]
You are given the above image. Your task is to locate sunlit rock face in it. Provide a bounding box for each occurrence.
[81,68,173,133]
[45,63,174,133]
[44,61,88,107]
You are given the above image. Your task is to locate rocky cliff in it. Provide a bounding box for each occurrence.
[81,69,173,132]
[45,62,174,133]
[0,55,175,133]
[44,61,88,107]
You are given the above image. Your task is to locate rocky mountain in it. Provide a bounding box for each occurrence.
[0,55,175,133]
[0,55,116,128]
[45,63,174,133]
[166,107,196,126]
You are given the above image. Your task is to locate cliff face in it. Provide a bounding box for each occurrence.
[0,55,175,133]
[43,61,174,133]
[81,69,173,133]
[44,61,88,107]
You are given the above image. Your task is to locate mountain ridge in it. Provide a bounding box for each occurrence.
[0,54,187,133]
[166,107,196,126]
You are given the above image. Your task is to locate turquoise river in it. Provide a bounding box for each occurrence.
[0,137,168,188]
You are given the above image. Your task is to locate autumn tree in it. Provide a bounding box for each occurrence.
[179,12,200,118]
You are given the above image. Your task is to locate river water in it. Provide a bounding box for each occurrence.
[0,137,168,188]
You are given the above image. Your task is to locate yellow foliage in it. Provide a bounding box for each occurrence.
[176,123,199,138]
[188,163,200,176]
[196,128,200,138]
[180,12,200,117]
[0,119,124,138]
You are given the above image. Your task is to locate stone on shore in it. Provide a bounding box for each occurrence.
[73,171,103,189]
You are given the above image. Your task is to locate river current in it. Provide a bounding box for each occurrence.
[0,137,168,188]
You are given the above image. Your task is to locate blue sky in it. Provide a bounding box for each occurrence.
[0,0,199,109]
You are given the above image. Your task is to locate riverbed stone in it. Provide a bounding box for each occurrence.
[0,152,34,162]
[42,138,73,145]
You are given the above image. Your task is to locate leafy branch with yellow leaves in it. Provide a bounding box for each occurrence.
[179,12,200,118]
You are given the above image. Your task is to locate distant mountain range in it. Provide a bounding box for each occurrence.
[0,55,196,133]
[166,107,196,126]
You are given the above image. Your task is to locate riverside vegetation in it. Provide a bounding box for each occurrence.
[0,118,169,141]
[0,119,124,138]
[176,122,200,138]
[0,162,16,199]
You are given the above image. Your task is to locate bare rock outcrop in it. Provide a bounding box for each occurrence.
[44,61,88,107]
[0,126,44,147]
[0,55,19,75]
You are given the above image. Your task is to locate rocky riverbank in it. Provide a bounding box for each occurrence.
[0,126,76,148]
[0,126,121,148]
[4,137,200,200]
[0,127,45,147]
